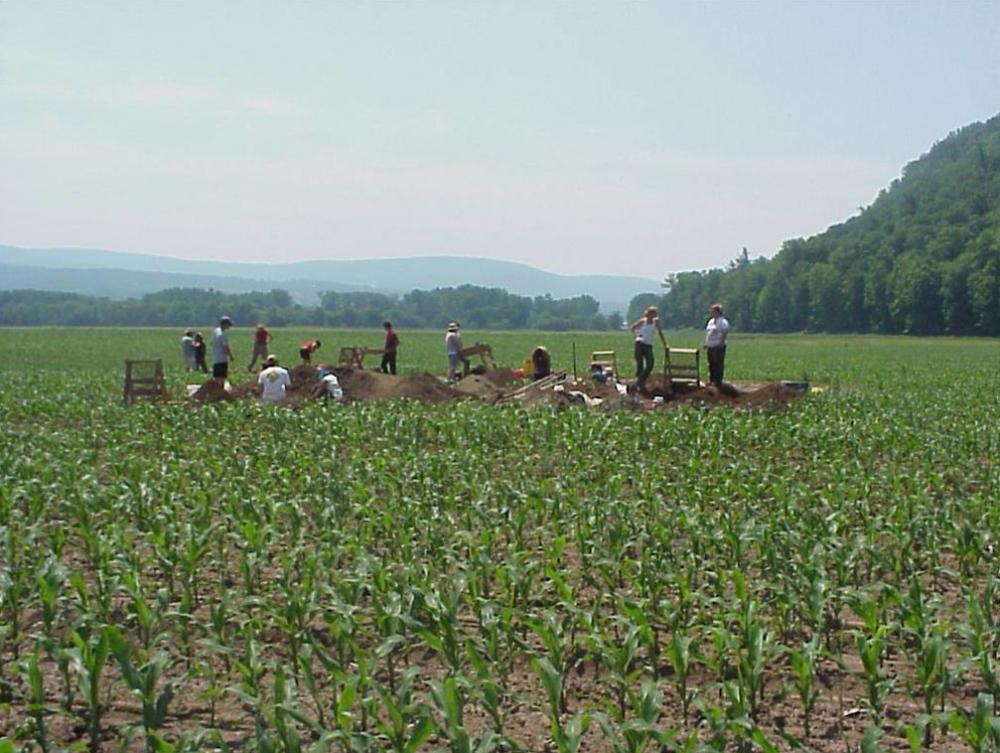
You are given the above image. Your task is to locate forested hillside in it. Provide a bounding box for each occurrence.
[646,114,1000,335]
[0,285,623,331]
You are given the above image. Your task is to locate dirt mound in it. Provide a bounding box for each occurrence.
[185,362,805,413]
[480,367,519,387]
[665,382,802,409]
[190,380,234,402]
[334,367,466,405]
[454,374,506,402]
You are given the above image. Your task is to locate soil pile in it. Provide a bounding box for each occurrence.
[453,374,506,402]
[480,367,519,387]
[660,382,801,409]
[190,380,233,402]
[333,367,465,404]
[185,363,807,412]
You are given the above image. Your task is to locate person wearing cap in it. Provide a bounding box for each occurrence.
[212,316,235,384]
[257,354,292,402]
[299,339,322,365]
[444,322,468,381]
[180,329,197,371]
[704,303,731,385]
[247,323,272,372]
[629,306,668,392]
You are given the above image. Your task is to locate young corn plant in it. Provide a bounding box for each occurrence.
[855,624,892,723]
[787,635,821,739]
[594,681,675,753]
[962,587,1000,715]
[598,621,642,721]
[464,638,509,742]
[372,667,435,753]
[69,625,112,753]
[107,627,176,753]
[948,693,1000,753]
[666,627,697,724]
[18,646,53,753]
[428,675,500,753]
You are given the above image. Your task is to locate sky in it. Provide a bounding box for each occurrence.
[2,1,999,277]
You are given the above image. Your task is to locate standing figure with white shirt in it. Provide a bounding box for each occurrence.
[704,303,730,385]
[629,306,667,393]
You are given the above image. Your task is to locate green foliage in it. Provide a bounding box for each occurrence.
[1,328,999,751]
[644,113,1000,335]
[0,284,618,330]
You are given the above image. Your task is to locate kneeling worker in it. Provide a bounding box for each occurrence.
[258,355,292,402]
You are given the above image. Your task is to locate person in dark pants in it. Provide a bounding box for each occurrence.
[299,339,321,365]
[192,332,208,372]
[211,316,234,385]
[629,306,667,392]
[704,303,730,385]
[381,321,399,374]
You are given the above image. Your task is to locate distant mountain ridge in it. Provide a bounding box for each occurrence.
[0,246,660,314]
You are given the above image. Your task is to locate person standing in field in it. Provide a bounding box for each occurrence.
[257,355,292,402]
[381,321,400,374]
[193,332,208,372]
[445,322,468,381]
[247,324,271,372]
[299,339,322,365]
[704,303,730,385]
[629,306,667,392]
[212,316,235,384]
[181,329,197,371]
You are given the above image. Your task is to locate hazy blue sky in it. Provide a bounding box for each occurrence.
[2,1,998,276]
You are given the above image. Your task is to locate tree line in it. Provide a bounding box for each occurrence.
[0,285,624,331]
[632,114,1000,336]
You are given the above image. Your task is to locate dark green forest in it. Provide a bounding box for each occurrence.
[0,285,623,331]
[635,113,1000,335]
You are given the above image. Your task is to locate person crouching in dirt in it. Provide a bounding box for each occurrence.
[381,321,399,375]
[313,367,344,402]
[257,355,292,403]
[590,361,610,384]
[629,306,667,393]
[299,339,321,365]
[445,322,469,381]
[193,332,208,372]
[531,346,551,381]
[704,303,730,385]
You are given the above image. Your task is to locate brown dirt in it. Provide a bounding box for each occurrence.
[185,366,807,412]
[453,373,507,402]
[189,380,234,402]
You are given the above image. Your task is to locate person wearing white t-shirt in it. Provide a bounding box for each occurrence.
[704,303,730,385]
[257,356,292,402]
[628,306,668,392]
[313,368,345,402]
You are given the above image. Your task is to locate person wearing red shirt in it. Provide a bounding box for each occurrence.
[299,339,321,364]
[381,321,400,375]
[247,324,271,372]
